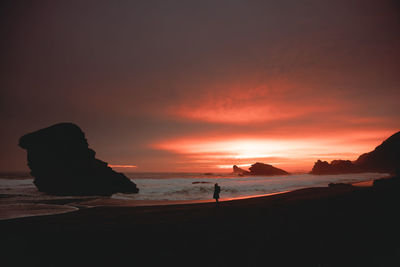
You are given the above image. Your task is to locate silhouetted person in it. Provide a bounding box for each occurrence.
[213,183,221,205]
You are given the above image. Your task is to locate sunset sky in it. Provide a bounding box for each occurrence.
[1,0,399,172]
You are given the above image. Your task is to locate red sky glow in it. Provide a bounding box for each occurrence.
[1,1,399,173]
[152,129,396,172]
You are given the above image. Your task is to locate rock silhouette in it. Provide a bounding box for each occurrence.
[311,159,357,175]
[233,162,289,176]
[355,131,400,173]
[19,123,139,196]
[233,165,251,175]
[311,131,400,175]
[249,162,289,176]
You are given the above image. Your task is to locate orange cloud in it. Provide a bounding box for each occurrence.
[167,101,328,124]
[164,82,336,124]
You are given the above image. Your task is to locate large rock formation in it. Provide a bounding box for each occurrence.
[311,159,358,175]
[311,131,400,175]
[19,123,139,196]
[249,162,289,176]
[233,162,289,176]
[233,165,250,175]
[355,131,400,173]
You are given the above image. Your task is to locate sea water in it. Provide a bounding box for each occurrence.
[0,172,390,219]
[0,172,87,220]
[115,172,389,200]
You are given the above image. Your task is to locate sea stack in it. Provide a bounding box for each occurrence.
[233,162,289,176]
[249,162,289,176]
[19,123,139,196]
[233,165,250,175]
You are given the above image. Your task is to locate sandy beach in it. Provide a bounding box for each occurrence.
[1,175,399,267]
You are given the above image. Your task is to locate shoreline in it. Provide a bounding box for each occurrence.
[59,175,382,209]
[1,176,373,223]
[78,190,293,207]
[1,174,399,266]
[0,175,384,221]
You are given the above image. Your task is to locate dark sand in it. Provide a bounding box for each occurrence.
[1,176,399,267]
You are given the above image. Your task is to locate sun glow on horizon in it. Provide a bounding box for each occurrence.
[109,164,138,168]
[154,138,363,160]
[216,163,253,169]
[151,130,394,172]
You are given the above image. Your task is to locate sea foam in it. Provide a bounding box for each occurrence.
[111,172,389,201]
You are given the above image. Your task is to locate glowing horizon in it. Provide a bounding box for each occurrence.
[109,164,138,168]
[150,129,397,172]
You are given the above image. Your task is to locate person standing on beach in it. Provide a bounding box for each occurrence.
[213,183,221,205]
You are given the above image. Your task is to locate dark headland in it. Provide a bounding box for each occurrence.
[311,131,400,175]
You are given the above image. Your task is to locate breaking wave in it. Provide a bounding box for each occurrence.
[112,172,389,201]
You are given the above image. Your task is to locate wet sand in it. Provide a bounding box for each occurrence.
[1,175,399,267]
[0,203,79,220]
[72,190,291,207]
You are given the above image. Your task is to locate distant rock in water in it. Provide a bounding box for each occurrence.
[19,123,139,196]
[248,162,289,176]
[311,131,400,175]
[311,159,357,175]
[233,165,250,175]
[233,163,289,176]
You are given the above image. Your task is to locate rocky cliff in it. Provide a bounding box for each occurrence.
[311,131,400,175]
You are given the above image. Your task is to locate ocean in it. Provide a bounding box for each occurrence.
[0,172,389,220]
